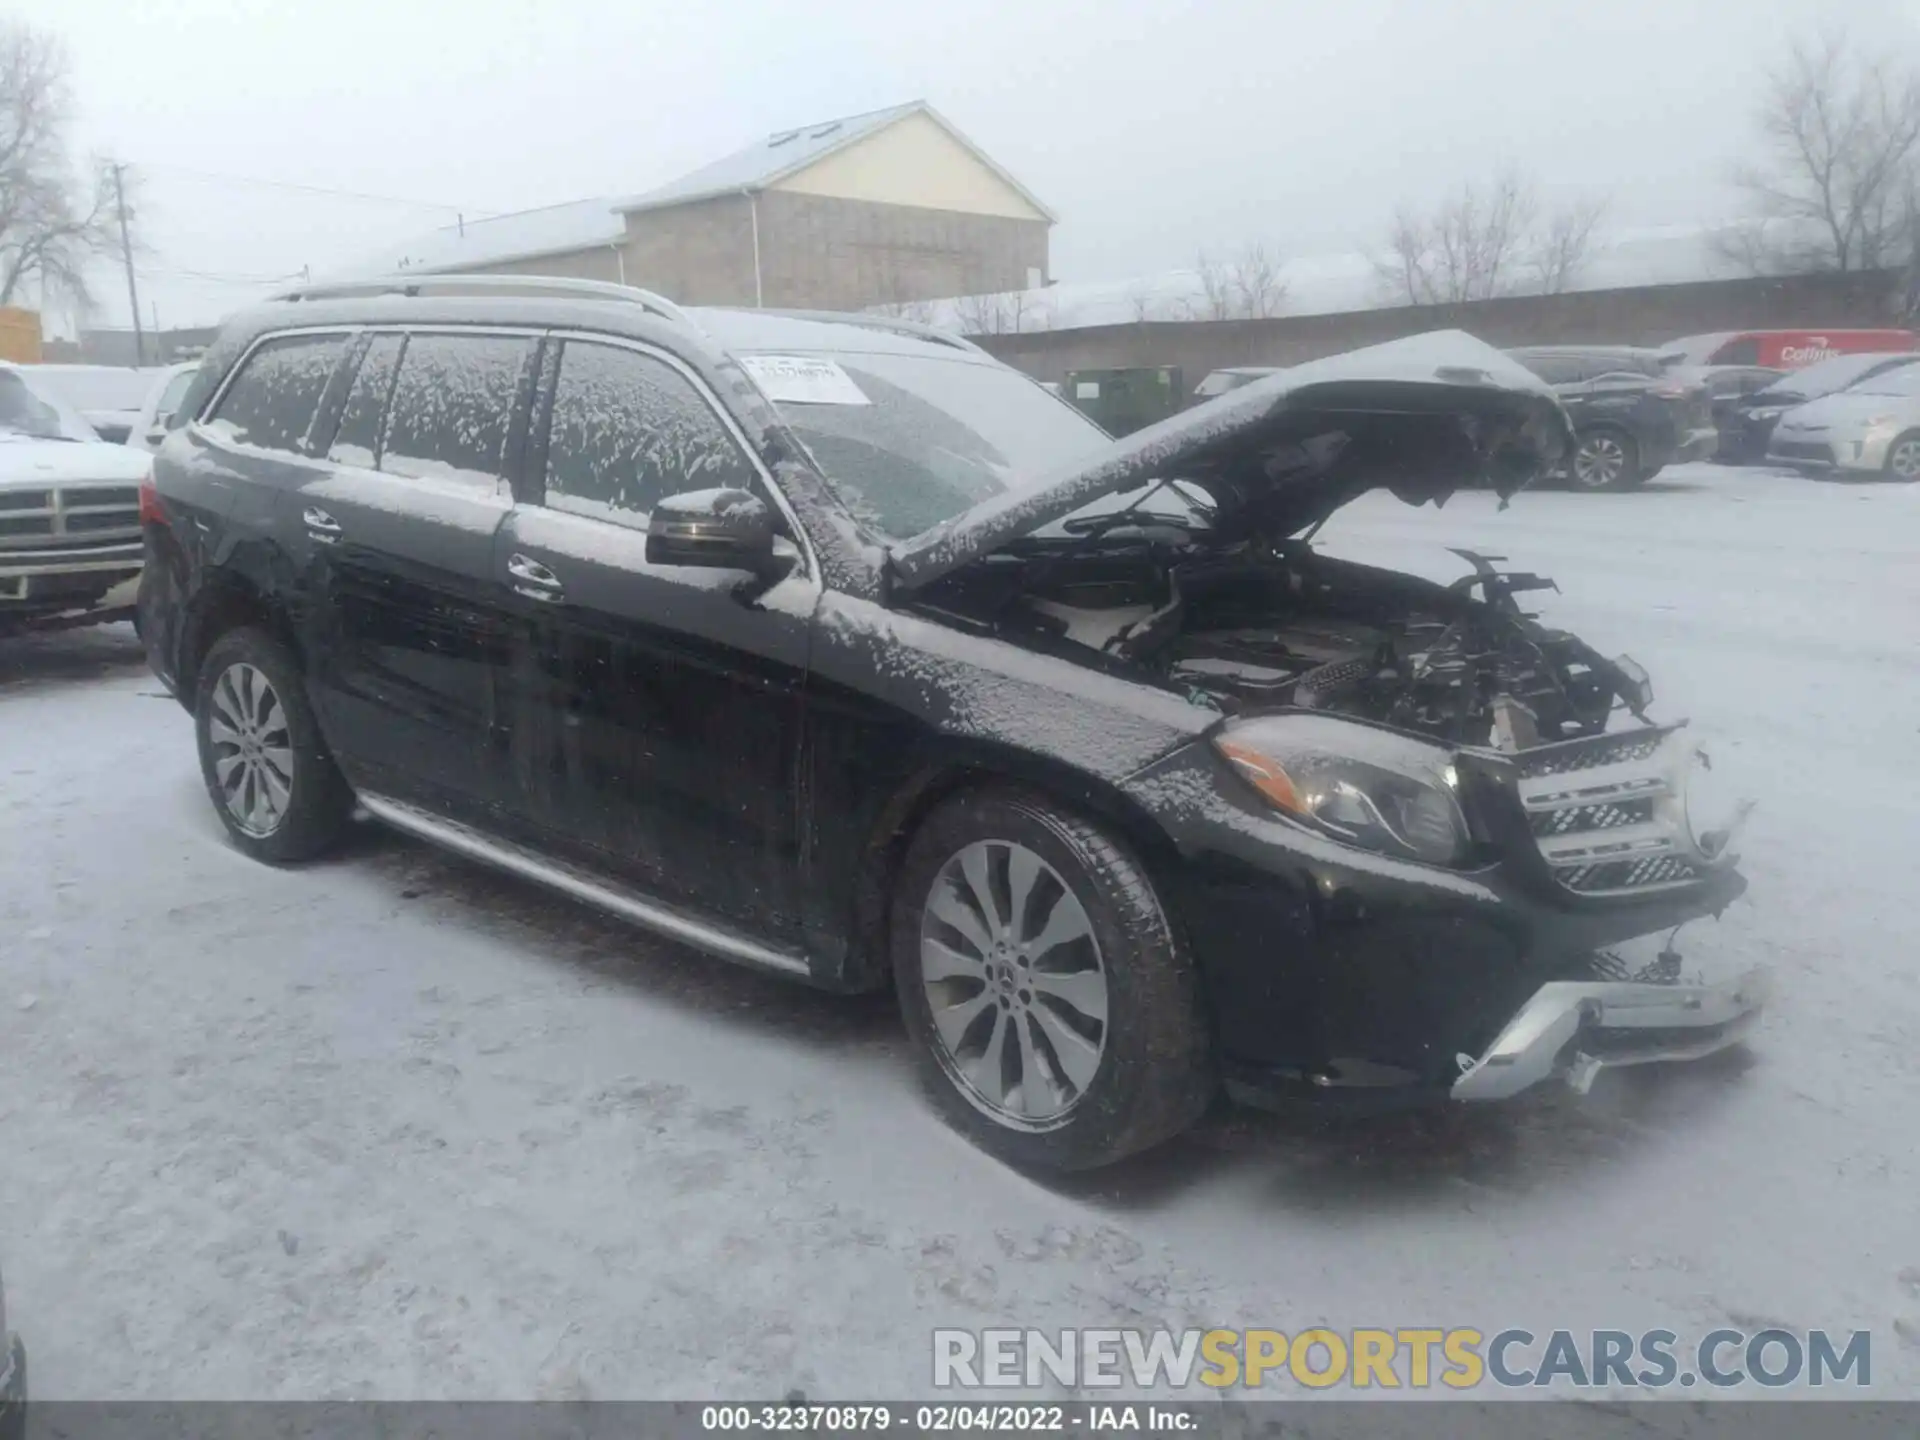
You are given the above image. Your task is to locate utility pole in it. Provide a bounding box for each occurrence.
[113,163,144,367]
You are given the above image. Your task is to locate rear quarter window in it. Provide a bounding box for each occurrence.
[203,333,352,453]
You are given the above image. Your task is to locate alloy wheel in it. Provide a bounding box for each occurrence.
[1889,438,1920,479]
[1572,434,1627,489]
[919,839,1109,1129]
[206,662,295,837]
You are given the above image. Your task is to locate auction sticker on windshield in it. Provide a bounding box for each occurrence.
[740,354,872,406]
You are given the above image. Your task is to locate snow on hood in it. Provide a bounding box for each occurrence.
[1775,390,1920,430]
[887,331,1572,592]
[0,438,151,488]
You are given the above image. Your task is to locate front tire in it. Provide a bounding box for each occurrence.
[891,788,1214,1171]
[1884,431,1920,480]
[1568,428,1642,491]
[194,627,352,864]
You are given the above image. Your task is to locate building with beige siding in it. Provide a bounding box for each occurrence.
[354,102,1054,311]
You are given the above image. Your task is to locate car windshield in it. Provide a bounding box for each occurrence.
[1850,364,1920,397]
[0,367,98,442]
[27,365,159,412]
[1761,353,1916,399]
[747,348,1118,540]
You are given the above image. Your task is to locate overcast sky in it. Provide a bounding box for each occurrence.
[20,0,1920,335]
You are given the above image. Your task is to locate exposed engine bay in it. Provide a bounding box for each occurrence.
[922,537,1651,749]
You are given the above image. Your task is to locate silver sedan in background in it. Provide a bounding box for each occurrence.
[1768,361,1920,478]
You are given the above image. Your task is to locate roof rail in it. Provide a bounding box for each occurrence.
[268,273,693,327]
[765,308,987,355]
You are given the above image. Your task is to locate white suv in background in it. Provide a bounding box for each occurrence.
[126,361,201,453]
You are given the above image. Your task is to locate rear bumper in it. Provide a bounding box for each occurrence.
[1451,963,1770,1101]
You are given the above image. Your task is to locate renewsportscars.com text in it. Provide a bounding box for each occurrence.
[932,1327,1872,1391]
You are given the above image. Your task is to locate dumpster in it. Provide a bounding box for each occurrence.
[1065,365,1184,435]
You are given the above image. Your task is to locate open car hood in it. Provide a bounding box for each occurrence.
[886,331,1573,592]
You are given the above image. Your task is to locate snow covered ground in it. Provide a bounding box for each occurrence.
[0,463,1915,1402]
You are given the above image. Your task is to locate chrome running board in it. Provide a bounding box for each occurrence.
[357,792,814,980]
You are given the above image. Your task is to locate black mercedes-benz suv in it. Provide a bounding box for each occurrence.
[138,276,1765,1171]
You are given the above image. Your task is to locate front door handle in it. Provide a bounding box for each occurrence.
[303,507,342,544]
[507,552,564,602]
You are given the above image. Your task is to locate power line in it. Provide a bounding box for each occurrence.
[131,160,497,216]
[137,263,309,286]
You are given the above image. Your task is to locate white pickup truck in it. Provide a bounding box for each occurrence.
[0,362,150,637]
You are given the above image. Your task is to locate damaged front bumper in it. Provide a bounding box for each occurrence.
[1452,962,1770,1101]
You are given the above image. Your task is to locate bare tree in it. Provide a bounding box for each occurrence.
[1229,241,1286,318]
[1717,32,1920,276]
[1192,249,1236,320]
[1186,242,1286,320]
[952,288,1048,335]
[0,23,127,310]
[1375,168,1540,305]
[1127,280,1157,323]
[871,282,938,326]
[1530,195,1609,294]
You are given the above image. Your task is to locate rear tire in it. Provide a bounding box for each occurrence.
[1568,428,1642,491]
[194,627,352,864]
[891,787,1214,1171]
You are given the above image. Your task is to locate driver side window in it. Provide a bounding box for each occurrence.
[543,340,759,531]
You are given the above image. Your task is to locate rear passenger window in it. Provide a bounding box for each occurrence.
[543,341,756,527]
[379,333,530,488]
[204,333,349,453]
[327,333,404,469]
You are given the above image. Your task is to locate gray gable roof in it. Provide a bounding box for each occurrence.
[333,197,627,278]
[614,100,1056,221]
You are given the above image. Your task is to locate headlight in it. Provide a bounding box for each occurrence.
[1212,713,1471,866]
[1864,413,1900,428]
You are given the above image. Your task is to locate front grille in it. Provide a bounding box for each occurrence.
[1517,731,1662,778]
[1561,855,1700,894]
[1511,726,1710,898]
[0,482,142,560]
[1772,439,1831,463]
[1528,797,1654,837]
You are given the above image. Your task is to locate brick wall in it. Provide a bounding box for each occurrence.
[460,195,1050,311]
[753,192,1048,310]
[973,270,1909,386]
[618,195,761,306]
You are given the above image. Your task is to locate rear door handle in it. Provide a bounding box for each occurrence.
[507,552,564,602]
[303,507,342,544]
